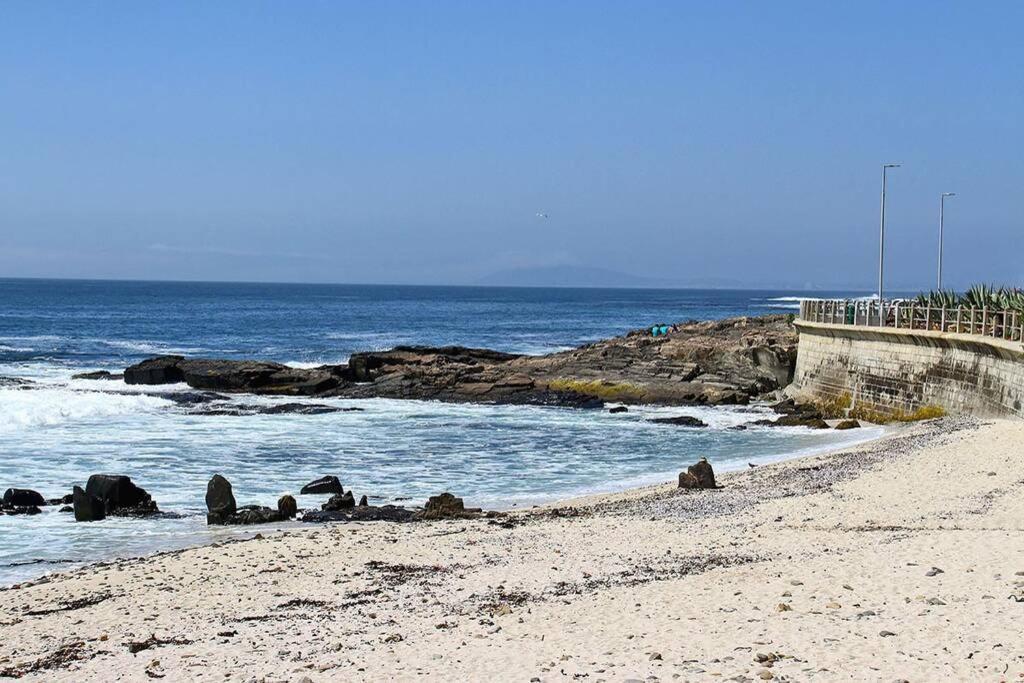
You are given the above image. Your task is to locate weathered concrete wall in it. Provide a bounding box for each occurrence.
[792,321,1024,418]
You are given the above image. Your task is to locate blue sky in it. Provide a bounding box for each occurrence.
[1,1,1021,289]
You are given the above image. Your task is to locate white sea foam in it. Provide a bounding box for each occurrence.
[0,387,172,433]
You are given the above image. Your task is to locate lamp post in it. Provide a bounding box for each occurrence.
[878,163,901,325]
[938,192,955,290]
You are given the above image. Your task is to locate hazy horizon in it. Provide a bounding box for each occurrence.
[3,2,1021,291]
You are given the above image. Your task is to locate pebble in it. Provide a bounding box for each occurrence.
[758,670,775,680]
[879,630,897,637]
[776,603,792,612]
[650,652,663,661]
[925,567,944,577]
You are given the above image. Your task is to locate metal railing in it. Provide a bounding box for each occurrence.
[799,299,1024,343]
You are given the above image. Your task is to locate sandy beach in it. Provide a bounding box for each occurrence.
[2,416,1023,681]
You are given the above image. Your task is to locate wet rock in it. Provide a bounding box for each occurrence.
[834,419,861,430]
[222,506,283,525]
[300,476,344,495]
[650,415,708,427]
[678,458,717,489]
[3,505,41,516]
[278,495,297,519]
[47,494,74,506]
[3,488,46,507]
[323,491,356,511]
[358,495,368,507]
[608,406,629,414]
[206,474,237,524]
[85,475,158,516]
[73,486,106,522]
[124,356,186,385]
[754,414,830,429]
[302,505,415,523]
[71,370,123,381]
[59,505,73,513]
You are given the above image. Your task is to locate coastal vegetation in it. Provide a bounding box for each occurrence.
[915,284,1024,313]
[546,378,645,402]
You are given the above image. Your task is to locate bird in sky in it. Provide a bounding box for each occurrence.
[535,212,549,219]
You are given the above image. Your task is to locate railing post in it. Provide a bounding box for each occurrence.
[956,306,962,333]
[983,307,988,336]
[909,301,915,330]
[941,306,946,333]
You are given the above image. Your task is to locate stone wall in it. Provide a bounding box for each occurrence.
[792,320,1024,418]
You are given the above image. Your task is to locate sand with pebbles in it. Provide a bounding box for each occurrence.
[2,416,1023,681]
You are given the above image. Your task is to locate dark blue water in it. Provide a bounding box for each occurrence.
[0,279,883,584]
[0,279,867,374]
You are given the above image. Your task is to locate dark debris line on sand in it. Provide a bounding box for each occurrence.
[0,642,91,678]
[23,592,115,617]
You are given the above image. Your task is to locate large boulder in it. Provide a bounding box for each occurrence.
[300,476,344,495]
[417,492,475,520]
[73,486,106,522]
[834,419,861,430]
[206,474,237,523]
[3,488,46,507]
[678,458,718,489]
[277,495,297,519]
[223,506,282,525]
[85,475,157,515]
[322,491,355,511]
[124,356,186,385]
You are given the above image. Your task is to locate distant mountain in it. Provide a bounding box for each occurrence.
[476,265,664,288]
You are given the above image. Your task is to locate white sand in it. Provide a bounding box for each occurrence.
[2,417,1023,681]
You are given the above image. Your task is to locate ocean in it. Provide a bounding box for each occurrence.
[0,279,882,584]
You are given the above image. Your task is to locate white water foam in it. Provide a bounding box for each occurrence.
[0,387,172,433]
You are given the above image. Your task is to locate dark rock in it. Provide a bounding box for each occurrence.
[73,486,106,522]
[729,424,749,431]
[679,458,717,489]
[221,506,282,525]
[417,492,479,520]
[85,475,158,515]
[72,370,123,381]
[608,406,629,414]
[4,505,41,515]
[277,495,297,519]
[300,476,344,495]
[3,488,46,507]
[302,505,415,523]
[47,494,74,506]
[59,505,73,513]
[358,495,368,507]
[206,474,237,524]
[834,419,861,430]
[650,415,708,428]
[323,491,355,511]
[124,356,186,385]
[753,414,830,429]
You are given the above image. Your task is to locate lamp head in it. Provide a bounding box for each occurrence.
[942,192,956,197]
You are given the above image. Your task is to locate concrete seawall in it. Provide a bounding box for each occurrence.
[792,320,1024,418]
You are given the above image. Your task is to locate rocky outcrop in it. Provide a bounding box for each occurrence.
[120,315,797,409]
[3,488,45,507]
[72,370,123,381]
[84,475,158,516]
[278,495,297,518]
[323,491,355,511]
[302,505,415,523]
[416,492,482,520]
[300,476,344,495]
[73,486,106,522]
[678,458,718,489]
[834,419,861,430]
[205,474,237,524]
[650,415,708,427]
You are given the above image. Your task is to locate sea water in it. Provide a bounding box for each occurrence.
[0,279,882,584]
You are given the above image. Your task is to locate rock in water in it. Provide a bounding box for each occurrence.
[3,488,46,507]
[278,494,297,519]
[679,458,717,489]
[650,415,708,427]
[206,474,237,524]
[834,419,861,430]
[358,494,368,507]
[322,491,355,511]
[300,476,344,495]
[73,486,106,522]
[124,356,186,385]
[84,475,158,515]
[608,406,629,414]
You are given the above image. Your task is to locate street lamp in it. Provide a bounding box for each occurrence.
[937,192,956,290]
[878,163,901,324]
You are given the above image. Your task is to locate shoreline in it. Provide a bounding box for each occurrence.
[7,416,1021,680]
[0,414,888,588]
